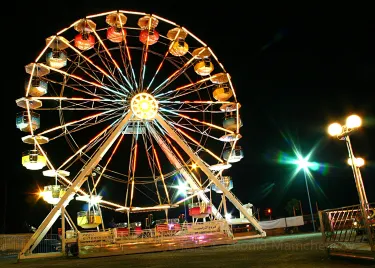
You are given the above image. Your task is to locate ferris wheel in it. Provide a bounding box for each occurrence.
[16,10,265,253]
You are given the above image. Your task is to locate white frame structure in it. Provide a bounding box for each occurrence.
[16,10,265,259]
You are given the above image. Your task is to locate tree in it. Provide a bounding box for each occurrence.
[285,198,300,217]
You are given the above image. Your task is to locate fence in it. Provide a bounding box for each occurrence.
[319,202,375,260]
[0,233,62,256]
[0,234,32,256]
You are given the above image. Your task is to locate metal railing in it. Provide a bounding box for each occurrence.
[0,233,62,256]
[31,234,61,254]
[0,234,32,256]
[319,203,374,249]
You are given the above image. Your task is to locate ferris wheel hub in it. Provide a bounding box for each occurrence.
[130,92,158,120]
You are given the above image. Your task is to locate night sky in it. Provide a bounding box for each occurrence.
[2,2,375,233]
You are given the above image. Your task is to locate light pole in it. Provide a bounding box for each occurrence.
[294,155,316,232]
[327,115,369,211]
[327,114,373,247]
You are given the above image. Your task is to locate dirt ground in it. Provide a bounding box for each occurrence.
[1,233,374,268]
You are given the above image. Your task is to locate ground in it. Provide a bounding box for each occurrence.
[1,233,374,268]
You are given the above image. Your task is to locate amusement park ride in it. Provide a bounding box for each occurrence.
[15,10,266,259]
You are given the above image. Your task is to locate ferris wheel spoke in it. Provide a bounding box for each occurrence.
[58,145,88,170]
[152,141,171,204]
[160,128,204,189]
[89,27,133,91]
[118,44,137,91]
[155,77,214,100]
[159,108,234,134]
[59,38,130,94]
[175,127,224,163]
[138,16,155,91]
[148,124,201,190]
[167,120,222,142]
[57,112,122,143]
[91,48,129,92]
[120,35,138,89]
[145,28,182,91]
[141,132,162,204]
[52,117,123,172]
[45,77,117,101]
[134,185,160,205]
[151,122,194,169]
[92,134,125,192]
[152,115,198,151]
[40,63,127,98]
[152,46,212,96]
[151,55,198,95]
[160,84,213,101]
[38,109,119,137]
[124,135,138,208]
[31,96,125,111]
[157,113,223,159]
[162,112,205,135]
[64,57,122,96]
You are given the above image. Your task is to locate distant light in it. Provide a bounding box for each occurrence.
[346,114,362,129]
[296,158,308,170]
[174,179,190,197]
[347,157,365,167]
[294,154,312,171]
[191,163,197,169]
[76,195,102,205]
[328,123,343,136]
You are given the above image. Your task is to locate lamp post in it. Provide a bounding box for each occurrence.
[327,114,373,247]
[294,155,316,232]
[327,115,369,210]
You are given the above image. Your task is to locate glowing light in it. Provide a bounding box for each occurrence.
[39,185,71,205]
[191,163,197,169]
[131,93,158,120]
[173,179,190,198]
[140,101,150,111]
[346,114,362,129]
[225,213,232,220]
[328,123,343,136]
[347,157,365,167]
[76,195,103,205]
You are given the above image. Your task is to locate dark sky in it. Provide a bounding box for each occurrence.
[2,2,375,232]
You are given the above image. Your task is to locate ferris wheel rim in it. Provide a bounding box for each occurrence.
[18,9,243,214]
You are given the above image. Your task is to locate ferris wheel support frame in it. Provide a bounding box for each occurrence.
[148,126,223,220]
[18,112,134,259]
[155,114,266,236]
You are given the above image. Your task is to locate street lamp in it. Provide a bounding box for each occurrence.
[294,154,316,232]
[347,157,365,168]
[327,114,369,209]
[327,114,373,248]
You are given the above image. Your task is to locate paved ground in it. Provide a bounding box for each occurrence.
[1,233,374,268]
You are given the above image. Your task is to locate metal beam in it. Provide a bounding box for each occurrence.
[19,112,133,259]
[156,114,265,236]
[148,125,223,220]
